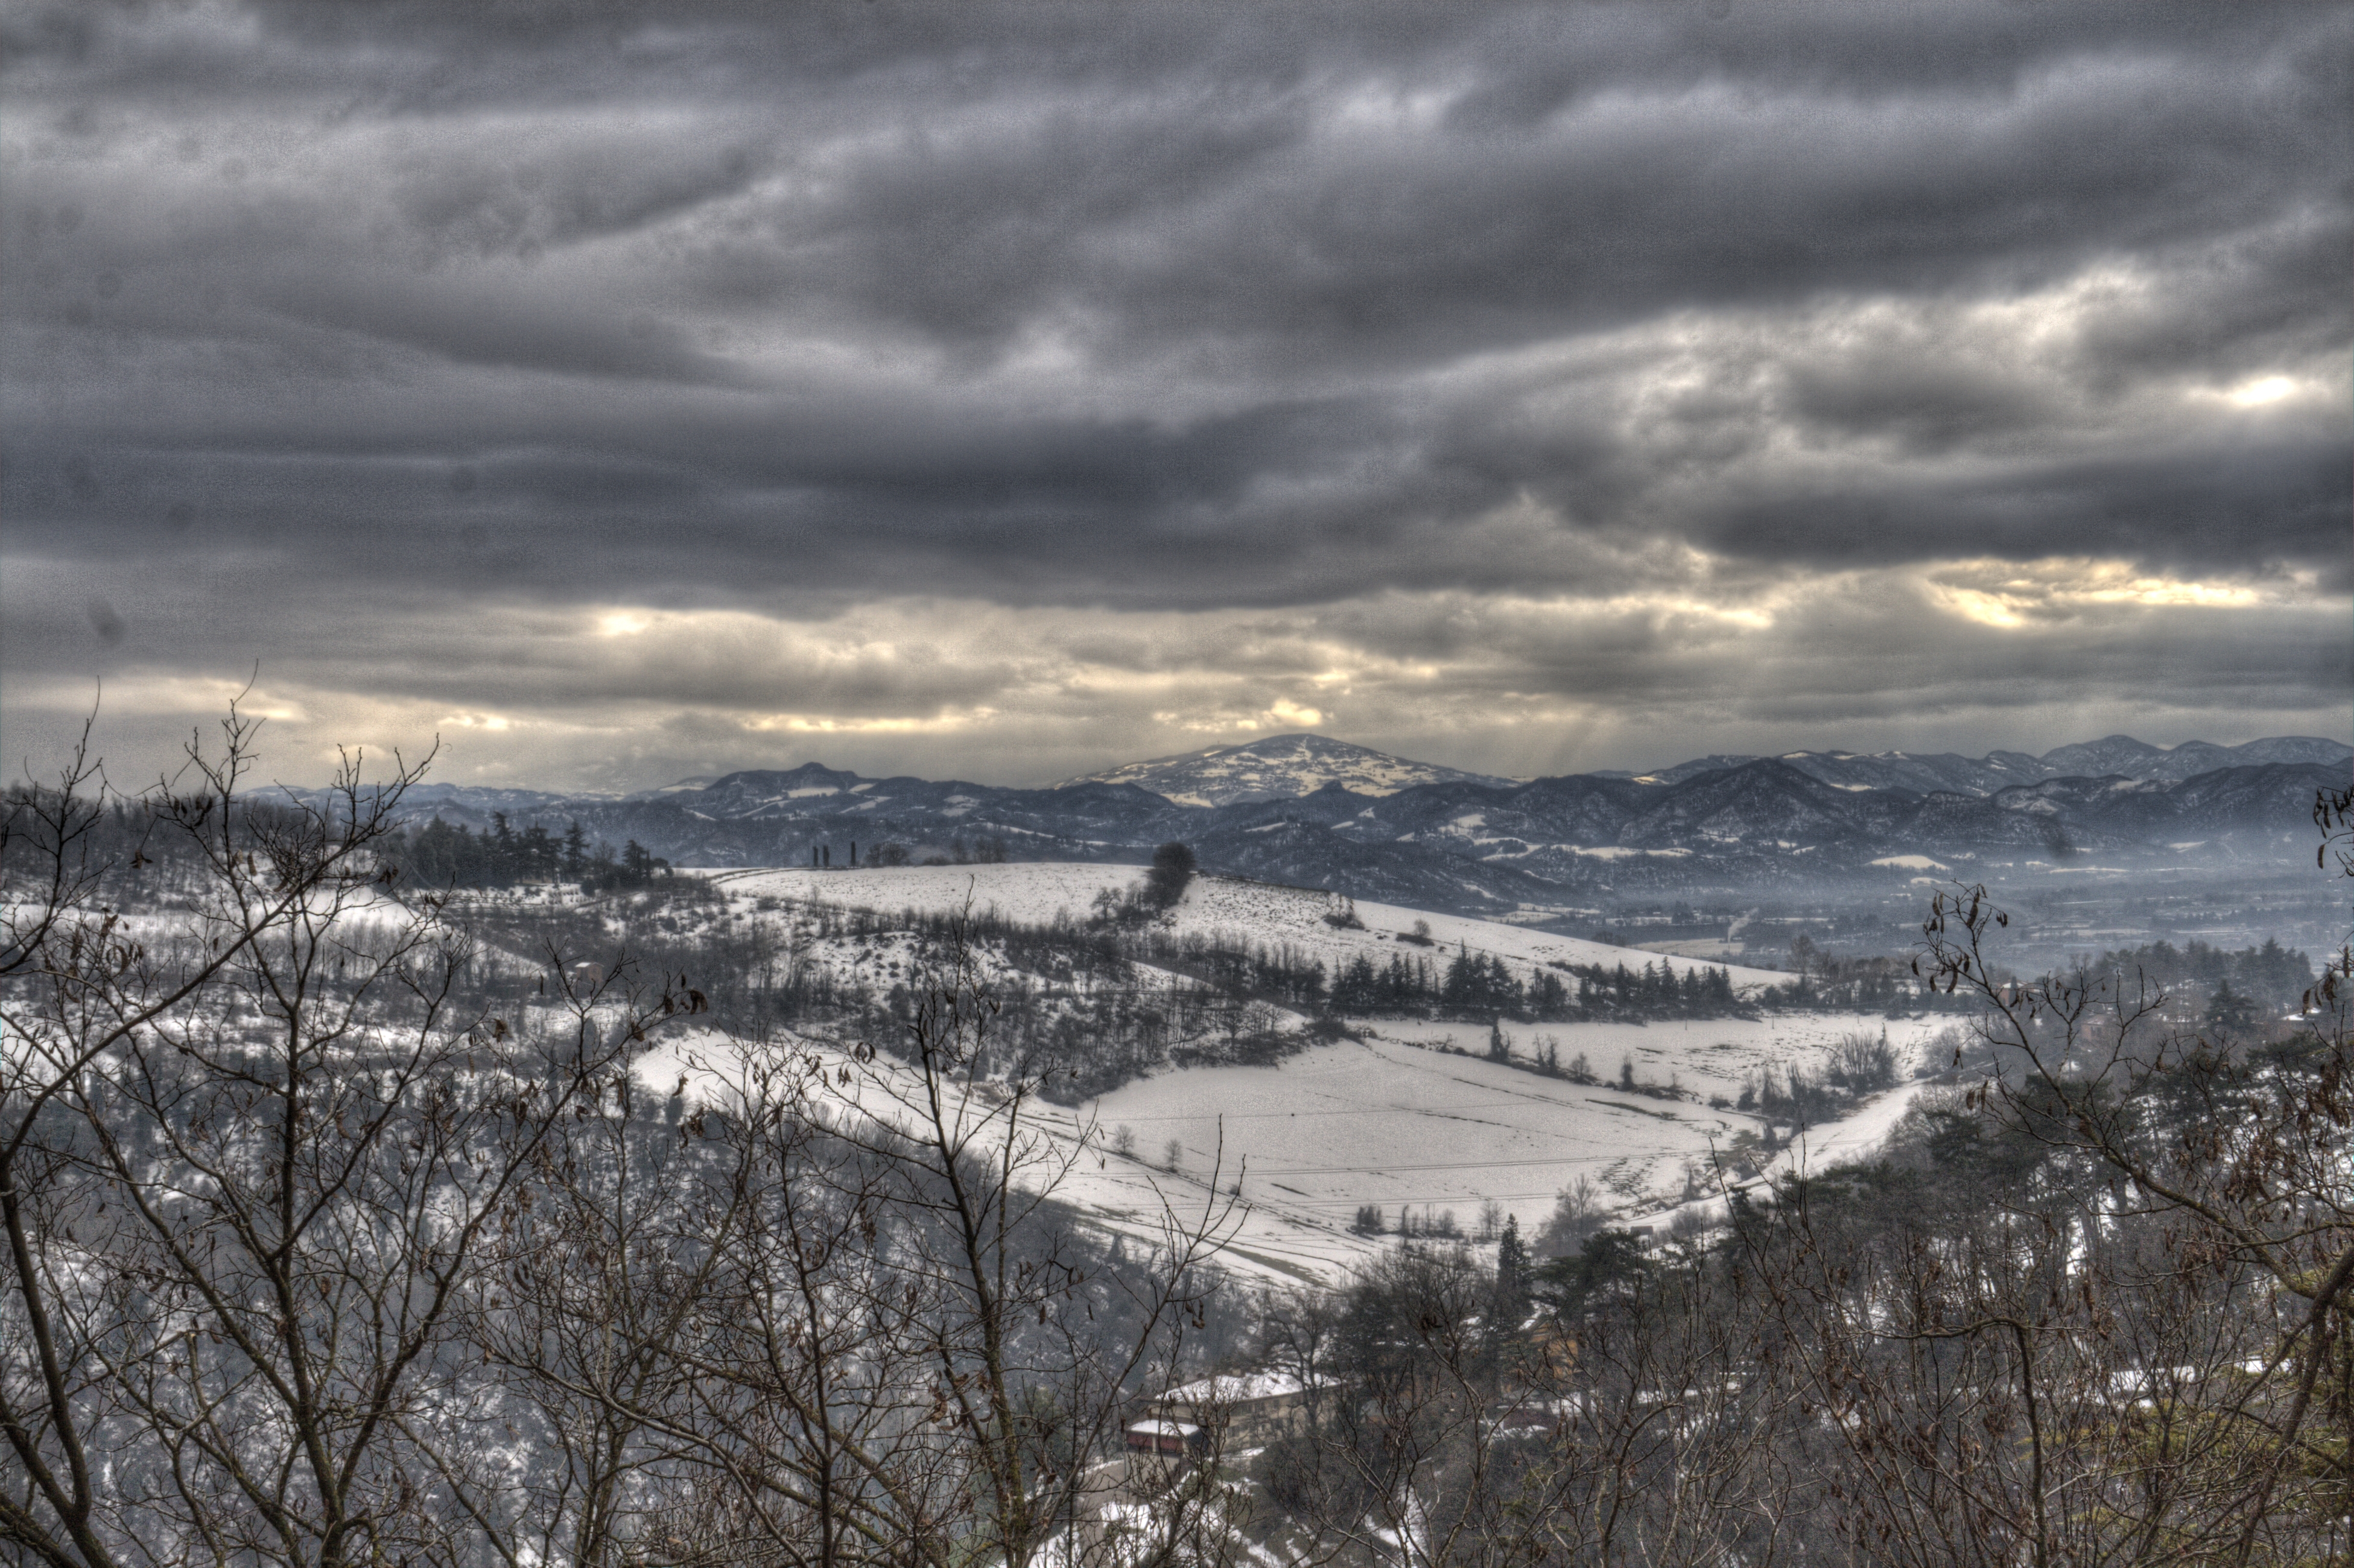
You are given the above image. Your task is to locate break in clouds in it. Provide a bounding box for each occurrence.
[1,0,2346,789]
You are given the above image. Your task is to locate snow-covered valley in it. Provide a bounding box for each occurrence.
[647,862,1954,1284]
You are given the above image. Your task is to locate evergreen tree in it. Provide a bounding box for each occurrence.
[2204,979,2259,1035]
[1144,842,1196,907]
[521,822,556,880]
[1483,954,1523,1015]
[1442,943,1473,1011]
[1332,955,1380,1014]
[1493,1215,1529,1333]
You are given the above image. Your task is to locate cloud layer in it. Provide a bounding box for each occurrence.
[2,1,2345,787]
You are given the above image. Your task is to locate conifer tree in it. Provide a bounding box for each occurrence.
[1494,1215,1529,1333]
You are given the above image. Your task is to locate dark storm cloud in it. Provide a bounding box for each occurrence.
[1,0,2345,786]
[1686,434,2352,576]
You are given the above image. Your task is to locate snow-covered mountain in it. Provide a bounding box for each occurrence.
[1056,732,1515,807]
[1641,736,2349,794]
[336,732,2345,924]
[2032,734,2350,781]
[626,775,720,798]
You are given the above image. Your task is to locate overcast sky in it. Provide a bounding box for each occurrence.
[2,0,2346,793]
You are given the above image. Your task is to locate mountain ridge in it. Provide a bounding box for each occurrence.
[624,732,2340,806]
[1635,735,2349,793]
[346,743,2348,922]
[1054,731,1516,807]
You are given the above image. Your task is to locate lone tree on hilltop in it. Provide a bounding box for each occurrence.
[1146,840,1197,907]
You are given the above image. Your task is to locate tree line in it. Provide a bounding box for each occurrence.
[380,813,673,892]
[2095,934,2314,1011]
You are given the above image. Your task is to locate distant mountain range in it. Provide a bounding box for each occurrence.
[1062,730,2350,801]
[1625,734,2350,794]
[1058,732,1515,807]
[334,731,2350,918]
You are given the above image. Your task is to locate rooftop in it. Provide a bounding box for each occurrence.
[1159,1371,1307,1406]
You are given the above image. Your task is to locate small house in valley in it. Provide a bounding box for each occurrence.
[1149,1371,1312,1449]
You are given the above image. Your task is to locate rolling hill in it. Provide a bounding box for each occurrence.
[649,862,1953,1286]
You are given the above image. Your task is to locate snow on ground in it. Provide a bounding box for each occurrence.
[703,863,1789,991]
[671,865,1948,1284]
[31,862,1946,1290]
[1621,1074,1945,1236]
[630,1024,1395,1288]
[1075,1016,1949,1249]
[1354,1013,1915,1108]
[636,1008,1950,1289]
[7,882,433,954]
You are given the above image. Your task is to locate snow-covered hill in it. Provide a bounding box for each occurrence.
[674,863,1947,1284]
[1057,733,1515,808]
[1073,1017,1949,1267]
[705,861,1788,991]
[652,1012,1943,1291]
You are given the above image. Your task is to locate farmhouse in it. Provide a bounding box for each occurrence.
[1149,1370,1312,1448]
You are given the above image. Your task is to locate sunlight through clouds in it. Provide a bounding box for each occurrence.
[0,2,2342,787]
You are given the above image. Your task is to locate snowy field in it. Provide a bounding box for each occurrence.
[5,884,433,952]
[636,1014,1947,1290]
[635,1008,1940,1290]
[25,862,1951,1291]
[629,1024,1401,1288]
[647,865,1957,1284]
[704,862,1789,990]
[63,865,1937,1287]
[1074,1017,1950,1242]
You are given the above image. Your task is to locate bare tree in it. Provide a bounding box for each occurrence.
[1901,801,2353,1562]
[1534,1176,1606,1260]
[489,907,1248,1568]
[815,915,1246,1568]
[0,705,693,1568]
